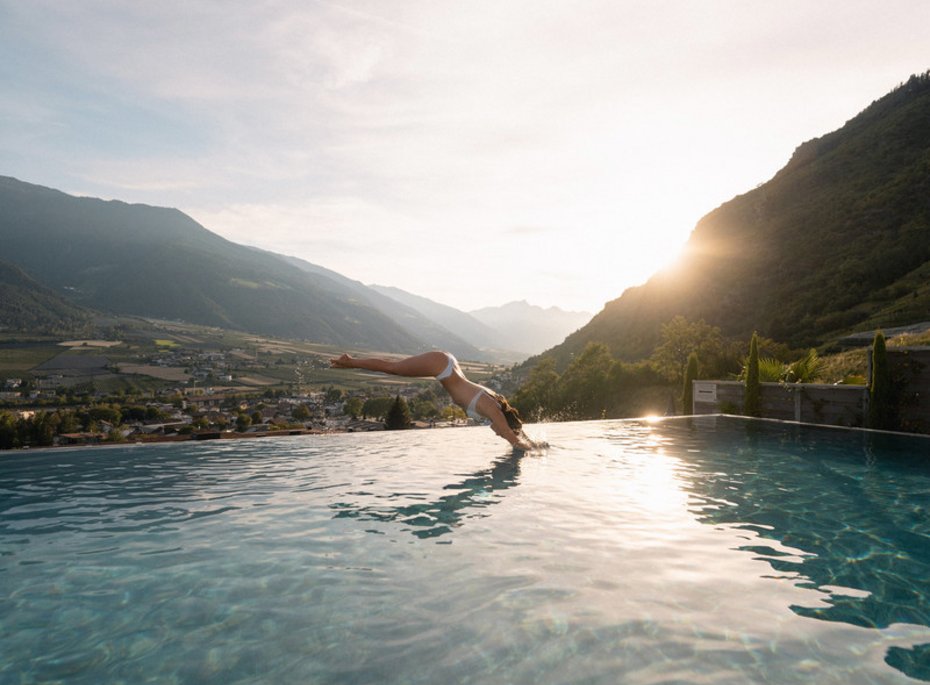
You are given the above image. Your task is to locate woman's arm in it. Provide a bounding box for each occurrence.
[487,407,533,451]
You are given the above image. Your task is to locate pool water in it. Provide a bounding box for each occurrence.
[2,416,930,684]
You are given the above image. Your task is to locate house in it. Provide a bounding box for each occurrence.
[35,375,64,389]
[57,432,107,445]
[138,422,190,435]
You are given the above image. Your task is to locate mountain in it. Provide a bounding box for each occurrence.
[543,72,930,366]
[274,255,489,361]
[469,301,593,356]
[368,286,590,361]
[368,284,505,350]
[0,260,92,333]
[0,176,425,352]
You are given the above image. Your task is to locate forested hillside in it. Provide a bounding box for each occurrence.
[0,177,424,351]
[0,261,91,333]
[546,72,930,367]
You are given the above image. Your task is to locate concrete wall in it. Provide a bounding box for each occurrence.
[692,347,930,433]
[693,380,867,428]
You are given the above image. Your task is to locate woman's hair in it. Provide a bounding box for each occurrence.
[496,395,523,432]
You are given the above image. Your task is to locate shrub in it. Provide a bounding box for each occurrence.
[869,330,894,429]
[744,333,762,417]
[681,352,699,415]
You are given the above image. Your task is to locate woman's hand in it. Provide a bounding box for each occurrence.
[513,437,534,452]
[330,353,354,368]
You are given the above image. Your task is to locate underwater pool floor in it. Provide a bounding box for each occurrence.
[2,416,930,684]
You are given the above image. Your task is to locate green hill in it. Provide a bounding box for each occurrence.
[547,72,930,366]
[0,260,92,333]
[0,177,426,352]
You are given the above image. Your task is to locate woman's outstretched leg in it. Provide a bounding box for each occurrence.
[331,351,449,378]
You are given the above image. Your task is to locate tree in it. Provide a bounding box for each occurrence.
[512,357,561,421]
[409,398,439,420]
[58,410,80,434]
[0,411,16,449]
[88,404,122,425]
[681,352,699,415]
[744,332,761,417]
[236,413,252,432]
[293,403,311,421]
[869,330,893,429]
[123,405,147,422]
[651,316,724,384]
[342,397,363,419]
[33,411,59,446]
[384,395,411,430]
[557,342,613,420]
[441,405,466,422]
[362,397,394,420]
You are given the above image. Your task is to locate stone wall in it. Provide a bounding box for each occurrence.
[692,381,868,428]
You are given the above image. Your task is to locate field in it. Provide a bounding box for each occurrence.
[0,316,503,400]
[116,364,190,382]
[0,346,62,373]
[59,340,122,348]
[234,375,278,387]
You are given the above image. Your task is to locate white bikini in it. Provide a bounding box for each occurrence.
[465,391,487,422]
[435,353,491,422]
[435,353,458,381]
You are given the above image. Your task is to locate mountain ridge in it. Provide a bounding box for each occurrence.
[538,71,930,367]
[369,284,504,349]
[369,285,591,360]
[468,300,592,356]
[0,175,544,360]
[275,254,490,361]
[0,176,425,352]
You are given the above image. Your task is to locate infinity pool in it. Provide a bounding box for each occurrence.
[2,417,930,684]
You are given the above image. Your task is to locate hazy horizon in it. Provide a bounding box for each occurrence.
[2,1,928,312]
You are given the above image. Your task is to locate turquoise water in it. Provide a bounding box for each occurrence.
[2,416,930,684]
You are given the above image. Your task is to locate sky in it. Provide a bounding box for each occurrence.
[1,1,928,314]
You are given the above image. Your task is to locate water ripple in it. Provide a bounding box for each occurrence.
[3,420,930,683]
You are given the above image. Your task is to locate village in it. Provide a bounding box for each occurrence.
[0,336,510,450]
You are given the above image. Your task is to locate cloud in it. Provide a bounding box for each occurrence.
[189,197,405,256]
[3,0,930,311]
[505,225,557,237]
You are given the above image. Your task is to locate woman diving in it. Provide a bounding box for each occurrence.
[330,351,535,450]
